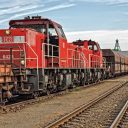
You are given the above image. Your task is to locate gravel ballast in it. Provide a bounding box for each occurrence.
[62,83,128,128]
[0,76,128,128]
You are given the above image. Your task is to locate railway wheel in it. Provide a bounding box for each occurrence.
[46,90,50,95]
[32,92,39,99]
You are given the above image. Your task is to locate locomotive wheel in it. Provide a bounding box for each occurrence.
[80,78,85,86]
[32,92,39,99]
[46,90,50,95]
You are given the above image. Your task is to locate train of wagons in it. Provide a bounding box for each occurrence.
[0,16,128,102]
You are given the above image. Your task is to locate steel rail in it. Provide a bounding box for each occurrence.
[110,100,128,128]
[45,81,128,128]
[0,98,37,112]
[0,92,65,113]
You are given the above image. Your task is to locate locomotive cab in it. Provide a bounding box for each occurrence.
[9,16,68,68]
[88,40,103,68]
[88,40,100,53]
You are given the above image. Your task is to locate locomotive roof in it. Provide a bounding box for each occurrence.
[102,49,128,58]
[9,16,62,28]
[120,51,128,56]
[73,39,98,45]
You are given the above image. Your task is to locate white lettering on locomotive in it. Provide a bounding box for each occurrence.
[3,36,13,42]
[3,55,14,59]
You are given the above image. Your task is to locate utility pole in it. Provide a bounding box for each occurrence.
[114,39,121,51]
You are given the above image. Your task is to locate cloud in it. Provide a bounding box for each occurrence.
[69,0,128,6]
[69,0,128,3]
[65,30,128,51]
[11,3,75,18]
[44,0,62,3]
[0,3,75,24]
[0,0,40,8]
[0,0,127,27]
[0,5,42,16]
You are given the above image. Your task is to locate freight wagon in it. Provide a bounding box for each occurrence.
[102,49,128,77]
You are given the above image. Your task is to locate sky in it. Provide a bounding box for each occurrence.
[0,0,128,50]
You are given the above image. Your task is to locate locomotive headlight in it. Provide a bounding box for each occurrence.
[21,60,25,65]
[5,30,11,35]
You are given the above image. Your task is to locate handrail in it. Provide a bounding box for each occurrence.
[67,48,88,68]
[43,43,59,68]
[89,54,101,68]
[0,43,38,68]
[0,42,39,89]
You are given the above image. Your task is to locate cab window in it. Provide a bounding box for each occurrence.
[14,36,25,43]
[94,45,98,51]
[0,37,2,43]
[88,45,93,50]
[57,27,66,39]
[49,25,57,36]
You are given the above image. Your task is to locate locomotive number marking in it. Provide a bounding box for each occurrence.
[3,36,13,42]
[3,55,14,59]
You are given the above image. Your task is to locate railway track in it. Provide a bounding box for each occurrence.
[0,77,127,114]
[0,91,68,113]
[45,81,128,128]
[110,100,128,128]
[0,81,102,113]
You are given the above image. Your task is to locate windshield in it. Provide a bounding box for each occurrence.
[57,26,66,39]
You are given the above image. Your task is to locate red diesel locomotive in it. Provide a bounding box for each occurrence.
[0,16,105,101]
